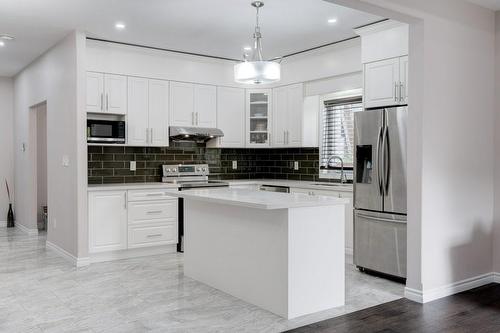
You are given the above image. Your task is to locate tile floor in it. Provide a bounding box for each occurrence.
[0,227,404,332]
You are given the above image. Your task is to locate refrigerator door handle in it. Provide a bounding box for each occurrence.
[376,125,384,196]
[356,212,406,224]
[383,124,391,195]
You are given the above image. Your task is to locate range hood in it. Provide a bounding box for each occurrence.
[169,126,224,142]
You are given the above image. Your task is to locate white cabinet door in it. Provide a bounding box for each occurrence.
[272,86,288,147]
[216,87,245,147]
[88,191,127,253]
[400,55,409,104]
[287,83,304,147]
[104,74,127,115]
[364,58,399,108]
[194,84,217,128]
[127,77,149,146]
[170,81,194,127]
[149,79,169,146]
[86,72,104,113]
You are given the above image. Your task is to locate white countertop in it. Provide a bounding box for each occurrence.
[87,179,353,193]
[226,179,353,192]
[87,182,179,191]
[164,188,348,210]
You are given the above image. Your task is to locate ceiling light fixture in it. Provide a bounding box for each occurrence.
[115,22,126,30]
[0,41,4,47]
[234,1,280,85]
[328,18,338,24]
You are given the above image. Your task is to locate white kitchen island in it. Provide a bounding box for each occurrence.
[167,188,347,319]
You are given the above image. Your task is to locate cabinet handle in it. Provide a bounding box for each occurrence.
[146,128,150,144]
[196,112,199,126]
[100,93,104,111]
[192,112,195,126]
[394,83,398,102]
[400,82,405,103]
[146,234,163,238]
[283,131,286,144]
[150,128,153,144]
[286,131,289,145]
[106,94,109,111]
[147,210,162,214]
[146,193,163,197]
[124,192,127,209]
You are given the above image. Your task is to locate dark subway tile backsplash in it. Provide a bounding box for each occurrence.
[88,142,337,185]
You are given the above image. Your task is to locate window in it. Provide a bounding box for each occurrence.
[320,95,362,179]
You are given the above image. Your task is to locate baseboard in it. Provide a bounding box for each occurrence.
[89,244,177,264]
[46,241,90,267]
[405,272,495,303]
[16,223,39,235]
[493,272,500,283]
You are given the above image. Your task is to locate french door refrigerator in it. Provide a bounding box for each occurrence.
[353,106,407,279]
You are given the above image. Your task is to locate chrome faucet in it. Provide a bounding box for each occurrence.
[326,155,345,184]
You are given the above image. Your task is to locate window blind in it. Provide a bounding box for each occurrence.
[320,96,362,170]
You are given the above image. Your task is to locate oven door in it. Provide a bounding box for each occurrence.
[87,120,125,143]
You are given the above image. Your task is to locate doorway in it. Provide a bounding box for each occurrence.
[30,102,48,234]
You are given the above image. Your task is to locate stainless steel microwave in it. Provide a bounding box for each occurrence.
[87,119,126,144]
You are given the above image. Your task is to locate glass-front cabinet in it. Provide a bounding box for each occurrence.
[246,89,272,147]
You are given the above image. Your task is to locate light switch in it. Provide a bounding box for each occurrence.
[232,161,237,170]
[294,161,299,170]
[130,161,136,171]
[62,155,70,167]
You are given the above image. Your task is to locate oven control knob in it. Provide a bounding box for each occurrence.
[172,168,177,172]
[197,168,201,172]
[202,167,207,172]
[166,168,171,172]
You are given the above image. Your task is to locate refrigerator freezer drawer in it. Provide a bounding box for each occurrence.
[354,210,407,278]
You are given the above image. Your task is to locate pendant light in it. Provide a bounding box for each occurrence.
[234,1,281,85]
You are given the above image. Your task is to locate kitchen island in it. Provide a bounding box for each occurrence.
[166,188,347,319]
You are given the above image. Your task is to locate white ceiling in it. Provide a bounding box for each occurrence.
[0,0,382,77]
[466,0,500,10]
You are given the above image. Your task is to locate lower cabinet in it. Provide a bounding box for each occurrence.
[88,189,178,255]
[88,190,127,253]
[290,187,354,254]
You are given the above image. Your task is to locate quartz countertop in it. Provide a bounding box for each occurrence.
[87,182,179,191]
[87,179,352,193]
[164,188,348,210]
[226,179,353,192]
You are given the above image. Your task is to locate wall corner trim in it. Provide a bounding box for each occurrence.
[405,272,496,303]
[16,224,39,236]
[46,241,90,267]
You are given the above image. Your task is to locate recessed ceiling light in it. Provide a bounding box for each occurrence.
[0,41,4,47]
[243,46,252,51]
[0,34,14,41]
[328,18,338,24]
[115,22,126,30]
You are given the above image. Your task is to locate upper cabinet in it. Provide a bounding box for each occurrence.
[246,89,272,147]
[355,20,409,109]
[272,83,304,147]
[214,87,245,148]
[127,77,169,146]
[169,82,216,128]
[86,72,127,115]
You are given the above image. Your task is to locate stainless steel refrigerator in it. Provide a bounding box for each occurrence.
[353,106,407,279]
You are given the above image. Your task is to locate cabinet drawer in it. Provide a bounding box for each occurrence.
[128,200,177,223]
[128,223,177,248]
[127,189,177,202]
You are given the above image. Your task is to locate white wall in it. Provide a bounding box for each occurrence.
[329,0,496,301]
[14,31,87,258]
[86,38,362,89]
[0,77,14,224]
[493,11,500,273]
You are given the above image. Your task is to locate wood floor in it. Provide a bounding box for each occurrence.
[288,283,500,333]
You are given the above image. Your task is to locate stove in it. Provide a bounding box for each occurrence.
[161,164,229,189]
[162,164,228,253]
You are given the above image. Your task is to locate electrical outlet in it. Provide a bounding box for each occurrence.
[294,161,299,170]
[232,161,238,170]
[130,161,136,171]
